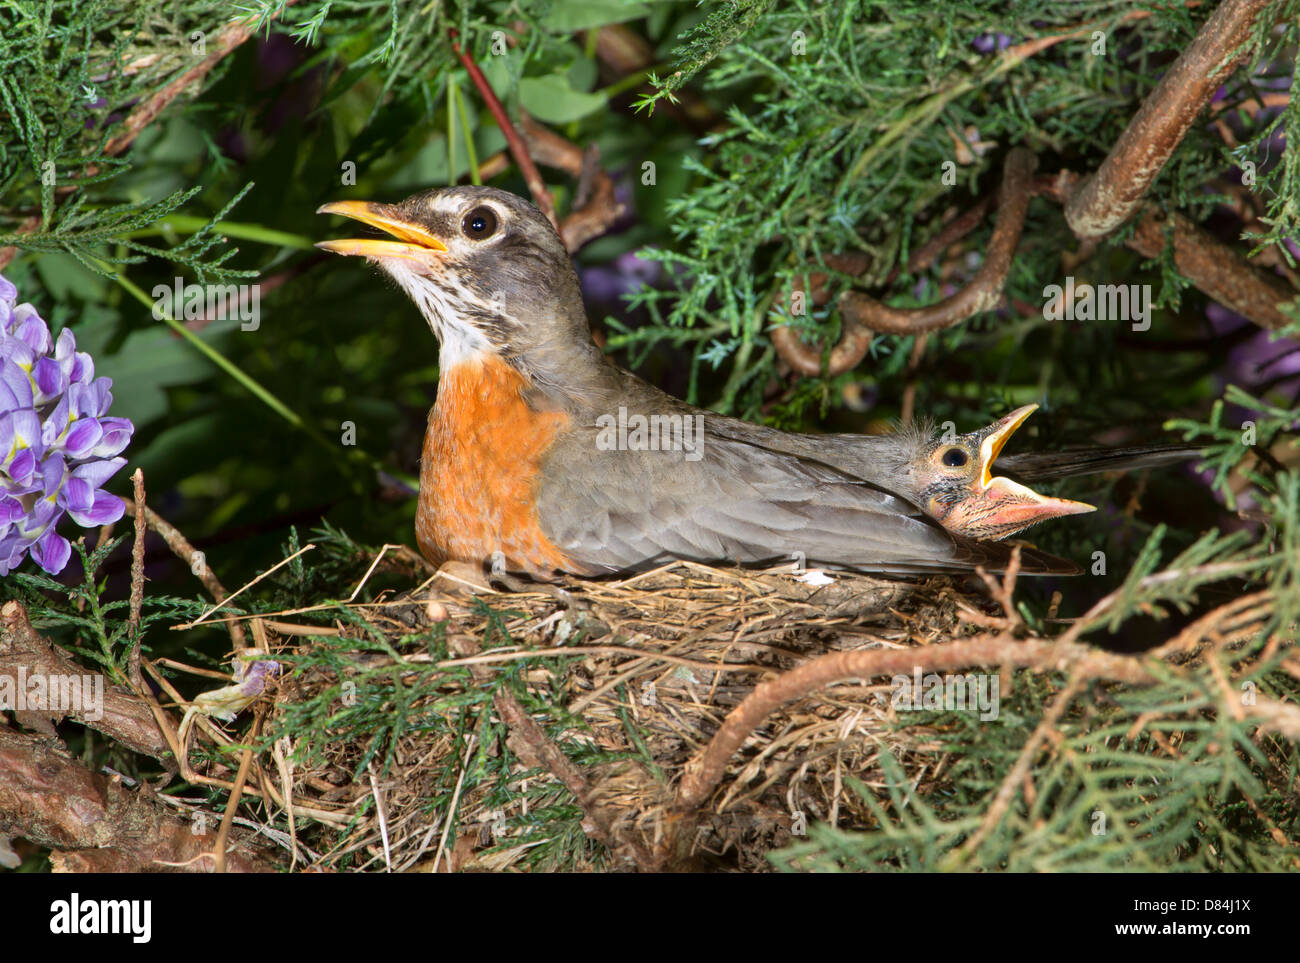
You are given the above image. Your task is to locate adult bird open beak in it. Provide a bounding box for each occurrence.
[316,200,448,262]
[942,403,1096,540]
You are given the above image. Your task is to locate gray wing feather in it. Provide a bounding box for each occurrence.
[536,424,1071,576]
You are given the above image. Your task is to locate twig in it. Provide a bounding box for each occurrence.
[448,29,558,230]
[518,114,626,252]
[955,674,1085,860]
[769,253,873,376]
[673,632,1156,813]
[188,543,315,628]
[213,712,263,874]
[1065,0,1274,238]
[121,497,247,649]
[975,545,1022,626]
[838,147,1037,335]
[368,763,393,872]
[885,196,995,286]
[492,687,654,869]
[431,734,476,873]
[126,469,146,691]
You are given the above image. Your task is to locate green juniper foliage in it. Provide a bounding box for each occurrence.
[1,0,1298,871]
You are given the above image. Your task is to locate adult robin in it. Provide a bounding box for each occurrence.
[317,187,1188,579]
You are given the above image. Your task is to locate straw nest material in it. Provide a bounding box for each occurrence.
[264,560,1013,872]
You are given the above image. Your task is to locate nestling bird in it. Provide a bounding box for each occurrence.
[317,187,1186,579]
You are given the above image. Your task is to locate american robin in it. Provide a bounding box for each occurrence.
[316,187,1179,578]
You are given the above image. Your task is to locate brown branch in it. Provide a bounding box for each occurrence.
[492,689,653,869]
[126,469,146,692]
[1065,0,1273,239]
[886,195,995,285]
[837,147,1037,335]
[121,496,246,650]
[769,252,873,376]
[0,601,171,761]
[1125,209,1297,329]
[1037,168,1297,328]
[674,631,1153,813]
[0,726,275,873]
[769,2,1288,367]
[449,29,558,231]
[518,113,626,253]
[103,11,295,158]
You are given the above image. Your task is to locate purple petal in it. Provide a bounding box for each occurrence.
[0,534,28,576]
[29,524,71,575]
[88,417,133,458]
[0,496,23,524]
[32,356,66,402]
[83,377,112,416]
[0,357,34,408]
[71,456,125,490]
[63,417,103,458]
[12,304,51,354]
[0,274,16,304]
[5,447,37,488]
[61,476,94,513]
[41,394,70,447]
[239,660,282,696]
[69,350,94,385]
[53,328,78,380]
[39,453,66,496]
[10,406,42,448]
[67,489,124,527]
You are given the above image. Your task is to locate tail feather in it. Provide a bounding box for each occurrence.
[998,445,1202,483]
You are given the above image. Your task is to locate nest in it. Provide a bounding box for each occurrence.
[262,561,1005,872]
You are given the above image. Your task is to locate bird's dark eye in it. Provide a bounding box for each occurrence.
[941,447,968,468]
[462,206,498,240]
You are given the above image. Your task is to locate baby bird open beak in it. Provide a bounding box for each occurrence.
[949,404,1097,539]
[931,405,1096,541]
[316,200,448,263]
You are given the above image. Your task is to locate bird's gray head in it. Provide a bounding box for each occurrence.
[317,186,594,373]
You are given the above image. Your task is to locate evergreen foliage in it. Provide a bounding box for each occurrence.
[1,0,1298,872]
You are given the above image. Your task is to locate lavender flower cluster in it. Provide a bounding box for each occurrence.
[0,274,133,575]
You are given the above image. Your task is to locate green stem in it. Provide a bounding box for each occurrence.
[122,217,313,249]
[453,81,480,185]
[95,259,409,487]
[599,64,667,100]
[447,76,458,184]
[105,264,305,427]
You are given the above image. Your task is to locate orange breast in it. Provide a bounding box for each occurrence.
[414,353,578,577]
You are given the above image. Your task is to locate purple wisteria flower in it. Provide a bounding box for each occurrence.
[0,273,133,576]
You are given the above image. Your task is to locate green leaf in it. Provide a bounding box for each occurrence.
[519,74,608,124]
[75,305,242,428]
[541,1,650,33]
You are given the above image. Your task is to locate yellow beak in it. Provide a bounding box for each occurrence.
[316,201,448,261]
[954,403,1095,539]
[979,404,1039,487]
